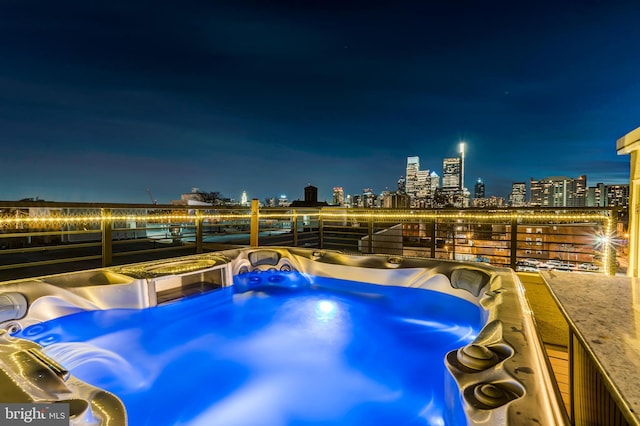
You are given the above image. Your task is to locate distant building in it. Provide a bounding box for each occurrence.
[415,170,434,200]
[442,156,464,207]
[382,192,411,208]
[587,183,607,207]
[359,188,377,208]
[305,185,317,203]
[530,175,587,207]
[397,176,406,193]
[606,184,629,207]
[332,187,344,206]
[442,157,461,192]
[404,155,443,208]
[460,188,471,208]
[509,182,527,207]
[405,156,420,200]
[290,185,329,207]
[172,187,224,206]
[474,178,485,198]
[345,194,353,208]
[472,196,506,208]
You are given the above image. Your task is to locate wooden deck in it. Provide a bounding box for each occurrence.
[518,272,571,416]
[546,345,570,412]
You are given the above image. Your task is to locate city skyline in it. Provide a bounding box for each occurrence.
[1,1,638,204]
[269,159,626,207]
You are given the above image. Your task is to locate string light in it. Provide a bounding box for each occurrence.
[0,207,616,275]
[0,209,612,228]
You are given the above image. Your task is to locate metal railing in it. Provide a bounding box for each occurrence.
[0,200,622,280]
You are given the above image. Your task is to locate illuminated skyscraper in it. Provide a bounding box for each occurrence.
[474,178,485,198]
[332,187,344,206]
[405,156,420,198]
[442,157,461,192]
[587,183,607,207]
[510,182,527,207]
[606,184,629,207]
[529,175,587,207]
[416,170,434,198]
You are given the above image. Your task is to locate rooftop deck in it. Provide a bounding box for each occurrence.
[0,201,633,425]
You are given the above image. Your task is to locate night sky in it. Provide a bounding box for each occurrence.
[1,1,639,204]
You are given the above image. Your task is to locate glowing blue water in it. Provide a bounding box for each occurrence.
[17,271,484,425]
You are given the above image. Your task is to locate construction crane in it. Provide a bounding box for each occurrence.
[146,188,158,205]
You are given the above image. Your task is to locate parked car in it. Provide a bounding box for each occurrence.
[578,263,600,271]
[544,260,574,271]
[544,260,563,268]
[516,258,541,269]
[555,262,575,271]
[516,265,539,272]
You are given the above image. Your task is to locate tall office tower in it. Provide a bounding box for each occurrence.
[474,178,485,198]
[509,182,527,207]
[587,183,607,207]
[416,169,433,199]
[241,190,248,206]
[529,175,587,207]
[442,157,461,192]
[405,156,420,198]
[607,184,630,207]
[569,175,587,206]
[332,187,345,206]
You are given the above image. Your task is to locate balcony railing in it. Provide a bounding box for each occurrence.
[0,200,622,281]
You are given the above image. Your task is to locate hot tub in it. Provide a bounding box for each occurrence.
[0,248,567,425]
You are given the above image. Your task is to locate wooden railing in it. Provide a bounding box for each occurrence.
[0,200,622,281]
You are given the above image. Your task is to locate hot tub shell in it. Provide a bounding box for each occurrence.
[0,247,568,425]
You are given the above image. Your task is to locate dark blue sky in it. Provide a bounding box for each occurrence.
[1,1,638,204]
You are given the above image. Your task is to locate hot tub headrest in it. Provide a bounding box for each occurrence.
[450,269,490,297]
[0,292,28,323]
